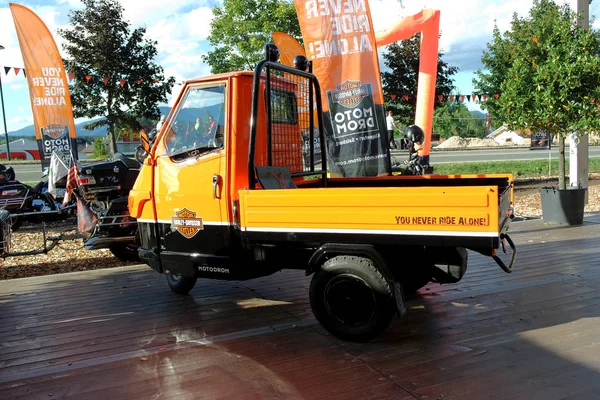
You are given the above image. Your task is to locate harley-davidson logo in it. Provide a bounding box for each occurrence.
[41,123,68,140]
[171,208,203,239]
[330,80,369,108]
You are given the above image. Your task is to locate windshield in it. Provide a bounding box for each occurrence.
[162,84,226,158]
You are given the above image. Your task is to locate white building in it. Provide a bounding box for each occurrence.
[0,138,41,160]
[486,124,525,145]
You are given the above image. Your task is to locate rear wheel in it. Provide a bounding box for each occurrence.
[109,243,140,262]
[309,256,396,343]
[166,273,197,295]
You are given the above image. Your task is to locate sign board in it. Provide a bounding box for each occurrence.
[530,131,552,150]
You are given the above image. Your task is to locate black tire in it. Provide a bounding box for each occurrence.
[166,273,197,295]
[309,256,396,343]
[109,243,140,262]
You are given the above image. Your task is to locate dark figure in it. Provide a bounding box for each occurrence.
[391,125,431,175]
[386,111,399,150]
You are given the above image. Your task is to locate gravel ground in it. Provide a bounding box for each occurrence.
[0,218,138,280]
[515,179,600,218]
[1,177,598,280]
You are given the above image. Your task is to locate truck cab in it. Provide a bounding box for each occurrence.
[129,48,516,342]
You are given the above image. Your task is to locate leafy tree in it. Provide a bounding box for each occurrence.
[474,0,600,189]
[92,138,109,159]
[203,0,302,73]
[59,0,175,154]
[433,102,487,139]
[381,34,458,128]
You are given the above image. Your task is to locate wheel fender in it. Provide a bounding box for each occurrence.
[307,243,406,316]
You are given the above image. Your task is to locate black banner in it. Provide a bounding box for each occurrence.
[530,131,552,150]
[37,123,79,168]
[324,80,389,177]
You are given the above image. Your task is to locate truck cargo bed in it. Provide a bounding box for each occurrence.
[239,174,513,250]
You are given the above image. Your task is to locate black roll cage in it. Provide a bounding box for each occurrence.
[248,60,328,189]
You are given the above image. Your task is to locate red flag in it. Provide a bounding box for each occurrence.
[76,196,98,233]
[63,157,79,206]
[103,77,109,86]
[391,94,397,101]
[119,78,126,87]
[450,95,455,102]
[483,94,488,101]
[67,73,75,82]
[438,95,443,102]
[403,94,409,102]
[494,93,500,99]
[85,75,92,82]
[460,95,465,102]
[14,67,21,76]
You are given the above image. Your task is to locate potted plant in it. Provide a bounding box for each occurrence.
[474,0,600,225]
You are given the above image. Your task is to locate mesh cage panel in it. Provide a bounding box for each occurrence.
[265,66,321,175]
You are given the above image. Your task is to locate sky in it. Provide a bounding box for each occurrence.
[0,0,599,133]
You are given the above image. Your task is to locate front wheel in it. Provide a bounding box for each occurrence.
[109,243,140,262]
[166,273,197,295]
[309,256,396,343]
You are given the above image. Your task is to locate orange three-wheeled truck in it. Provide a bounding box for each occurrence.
[129,48,517,342]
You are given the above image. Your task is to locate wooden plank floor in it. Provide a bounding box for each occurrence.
[1,213,600,399]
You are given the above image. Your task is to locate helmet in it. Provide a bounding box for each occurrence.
[405,125,425,145]
[0,164,14,184]
[264,44,280,62]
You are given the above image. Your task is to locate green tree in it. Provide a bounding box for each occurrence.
[474,0,600,189]
[59,0,175,155]
[381,34,458,128]
[92,138,109,159]
[203,0,302,73]
[433,102,487,139]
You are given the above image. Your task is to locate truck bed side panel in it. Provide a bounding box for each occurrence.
[239,186,502,248]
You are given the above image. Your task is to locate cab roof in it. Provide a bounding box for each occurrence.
[183,71,254,85]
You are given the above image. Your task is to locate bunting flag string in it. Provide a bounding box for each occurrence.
[0,65,179,87]
[1,65,498,96]
[386,92,502,103]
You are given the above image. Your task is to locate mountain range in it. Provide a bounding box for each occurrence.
[7,107,487,138]
[6,106,172,138]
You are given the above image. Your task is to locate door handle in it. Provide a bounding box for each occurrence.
[212,174,220,199]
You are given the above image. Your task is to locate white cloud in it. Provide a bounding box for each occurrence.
[119,0,213,27]
[8,116,33,125]
[1,0,599,130]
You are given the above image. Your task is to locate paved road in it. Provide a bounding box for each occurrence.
[7,163,46,183]
[7,146,600,183]
[394,146,600,164]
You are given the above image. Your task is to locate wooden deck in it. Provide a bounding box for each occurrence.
[1,214,600,399]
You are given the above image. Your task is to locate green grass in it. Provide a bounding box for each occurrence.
[432,157,600,179]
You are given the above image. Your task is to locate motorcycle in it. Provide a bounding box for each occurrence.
[391,125,434,176]
[0,164,74,231]
[76,152,142,262]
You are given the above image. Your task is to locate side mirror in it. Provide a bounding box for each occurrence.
[140,130,151,154]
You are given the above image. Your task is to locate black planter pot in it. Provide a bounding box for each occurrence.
[539,187,586,226]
